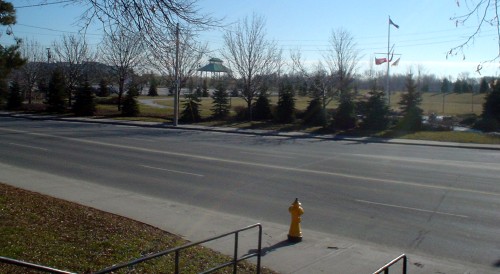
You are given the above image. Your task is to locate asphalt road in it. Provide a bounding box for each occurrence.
[1,116,499,270]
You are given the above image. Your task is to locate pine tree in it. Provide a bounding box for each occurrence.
[303,98,326,126]
[73,80,96,116]
[96,79,110,97]
[361,87,390,130]
[0,2,25,83]
[398,73,423,131]
[479,78,489,94]
[275,83,295,123]
[180,93,202,122]
[202,79,209,97]
[45,70,66,113]
[6,79,22,110]
[121,84,139,116]
[0,79,7,106]
[211,83,230,119]
[252,92,272,121]
[148,78,158,96]
[332,92,357,130]
[473,80,500,131]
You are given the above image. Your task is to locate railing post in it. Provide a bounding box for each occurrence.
[233,231,239,274]
[257,224,262,274]
[403,255,407,274]
[175,250,180,274]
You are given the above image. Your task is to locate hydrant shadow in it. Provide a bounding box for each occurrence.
[247,240,300,257]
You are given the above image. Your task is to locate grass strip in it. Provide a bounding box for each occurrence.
[0,183,276,274]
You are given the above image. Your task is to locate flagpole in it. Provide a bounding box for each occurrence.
[386,16,391,106]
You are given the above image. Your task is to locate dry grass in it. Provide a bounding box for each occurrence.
[0,183,277,274]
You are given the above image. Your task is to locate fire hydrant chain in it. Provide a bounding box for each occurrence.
[288,198,304,242]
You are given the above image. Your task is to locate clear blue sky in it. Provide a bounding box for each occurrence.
[4,0,499,79]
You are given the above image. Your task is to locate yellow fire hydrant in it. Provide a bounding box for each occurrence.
[288,198,304,242]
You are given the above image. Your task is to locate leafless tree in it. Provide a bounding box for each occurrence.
[450,0,500,71]
[18,38,45,104]
[52,34,95,106]
[323,28,360,98]
[79,0,218,48]
[149,26,207,90]
[222,13,282,120]
[100,27,146,110]
[291,28,360,122]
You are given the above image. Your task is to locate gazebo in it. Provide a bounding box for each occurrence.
[197,57,231,78]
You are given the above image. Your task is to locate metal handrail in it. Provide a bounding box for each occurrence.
[372,254,407,274]
[94,223,263,274]
[0,256,76,274]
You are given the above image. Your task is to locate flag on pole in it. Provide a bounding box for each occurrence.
[375,57,387,65]
[389,18,399,29]
[391,57,400,66]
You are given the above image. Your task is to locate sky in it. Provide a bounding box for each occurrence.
[3,0,500,79]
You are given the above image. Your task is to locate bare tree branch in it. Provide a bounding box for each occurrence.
[450,0,500,65]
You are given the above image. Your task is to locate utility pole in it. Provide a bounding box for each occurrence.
[46,48,51,63]
[173,23,180,126]
[386,18,391,106]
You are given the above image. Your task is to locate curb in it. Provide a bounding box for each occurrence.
[2,112,500,151]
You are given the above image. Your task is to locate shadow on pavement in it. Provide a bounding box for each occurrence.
[247,240,299,257]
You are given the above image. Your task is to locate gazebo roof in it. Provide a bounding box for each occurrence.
[198,57,231,73]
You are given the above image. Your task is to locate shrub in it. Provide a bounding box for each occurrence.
[360,90,390,130]
[180,93,201,123]
[211,84,230,119]
[6,80,23,110]
[72,81,96,116]
[274,83,296,123]
[252,93,272,121]
[121,84,139,117]
[332,94,356,130]
[45,70,67,113]
[303,98,326,126]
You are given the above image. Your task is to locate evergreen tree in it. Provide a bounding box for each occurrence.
[479,78,489,94]
[195,86,203,98]
[252,91,272,121]
[275,83,296,123]
[148,78,158,96]
[303,97,326,126]
[96,79,110,97]
[0,1,26,94]
[211,83,230,119]
[121,84,139,116]
[474,80,500,131]
[0,79,7,106]
[45,69,66,113]
[361,88,390,130]
[398,73,423,131]
[441,78,450,94]
[332,92,357,130]
[298,80,308,97]
[73,80,96,116]
[202,79,209,97]
[6,79,22,110]
[180,93,201,122]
